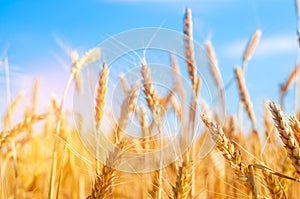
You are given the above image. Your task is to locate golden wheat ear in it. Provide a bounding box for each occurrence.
[268,101,300,174]
[201,115,258,197]
[184,8,198,90]
[243,29,262,67]
[279,61,300,109]
[234,66,256,129]
[95,64,109,130]
[172,160,192,199]
[205,40,225,116]
[141,58,159,111]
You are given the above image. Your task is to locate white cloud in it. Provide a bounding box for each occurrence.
[224,34,298,59]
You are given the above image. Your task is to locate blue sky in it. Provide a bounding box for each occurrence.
[0,0,299,130]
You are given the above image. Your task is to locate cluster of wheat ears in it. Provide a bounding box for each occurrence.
[2,3,300,199]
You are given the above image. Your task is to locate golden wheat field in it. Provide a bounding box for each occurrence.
[2,2,300,199]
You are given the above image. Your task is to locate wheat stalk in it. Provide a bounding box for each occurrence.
[264,103,275,143]
[49,47,101,199]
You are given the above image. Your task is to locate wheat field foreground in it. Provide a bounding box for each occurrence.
[1,2,300,199]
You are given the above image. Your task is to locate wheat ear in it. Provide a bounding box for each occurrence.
[243,29,262,68]
[118,73,129,94]
[87,141,128,199]
[3,92,25,129]
[268,101,300,174]
[205,40,225,116]
[0,114,45,149]
[49,47,100,199]
[95,64,109,130]
[235,66,256,129]
[141,58,159,111]
[201,115,258,197]
[263,170,287,199]
[114,84,139,143]
[184,8,198,90]
[280,61,300,109]
[172,160,192,199]
[171,54,185,100]
[289,116,300,146]
[296,0,300,46]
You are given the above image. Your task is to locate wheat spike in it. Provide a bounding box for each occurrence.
[118,73,129,94]
[280,61,300,109]
[0,114,45,149]
[170,95,182,121]
[95,64,109,130]
[3,92,25,129]
[31,78,39,114]
[263,170,287,199]
[289,116,300,144]
[201,115,258,197]
[141,58,159,111]
[114,84,139,143]
[87,141,128,199]
[171,54,185,102]
[243,29,262,65]
[205,40,225,116]
[296,0,300,20]
[72,47,101,75]
[184,8,198,89]
[172,160,192,199]
[235,66,256,129]
[268,102,300,174]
